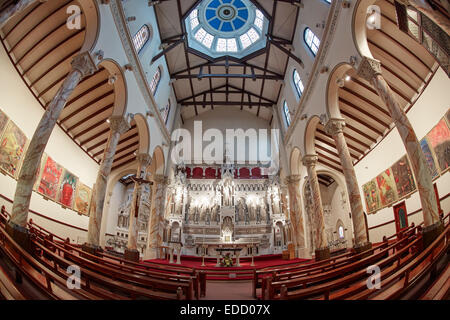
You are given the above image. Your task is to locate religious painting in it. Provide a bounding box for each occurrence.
[0,109,9,138]
[376,168,398,207]
[427,118,450,173]
[362,179,381,214]
[420,137,439,179]
[0,120,28,178]
[38,155,63,201]
[74,183,92,215]
[57,169,78,208]
[393,201,408,233]
[391,155,416,199]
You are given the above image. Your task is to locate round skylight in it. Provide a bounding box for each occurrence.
[186,0,268,58]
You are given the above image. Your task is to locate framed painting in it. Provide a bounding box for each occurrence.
[391,155,416,199]
[38,155,63,201]
[0,120,28,178]
[74,183,92,216]
[420,137,439,179]
[393,201,408,234]
[362,179,381,214]
[57,169,78,209]
[427,118,450,174]
[376,168,398,207]
[0,109,9,138]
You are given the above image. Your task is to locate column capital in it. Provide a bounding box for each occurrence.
[356,56,382,82]
[302,155,318,168]
[109,116,130,134]
[287,175,302,184]
[71,52,98,77]
[325,118,346,136]
[136,153,152,167]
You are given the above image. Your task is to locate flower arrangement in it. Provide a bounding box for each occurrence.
[220,253,233,267]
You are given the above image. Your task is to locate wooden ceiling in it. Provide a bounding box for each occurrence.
[314,0,437,173]
[0,0,138,171]
[154,0,300,122]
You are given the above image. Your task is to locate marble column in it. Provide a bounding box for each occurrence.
[8,52,96,244]
[325,118,371,252]
[145,175,165,259]
[286,175,306,257]
[0,0,37,29]
[125,153,151,261]
[357,56,442,246]
[403,0,450,36]
[84,116,130,251]
[302,155,330,261]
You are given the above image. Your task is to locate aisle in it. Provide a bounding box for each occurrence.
[200,281,255,300]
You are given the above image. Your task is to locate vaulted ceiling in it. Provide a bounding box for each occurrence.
[154,0,301,122]
[313,0,438,173]
[0,0,139,170]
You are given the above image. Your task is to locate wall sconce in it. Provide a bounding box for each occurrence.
[126,16,136,22]
[320,66,329,74]
[300,114,307,120]
[108,74,117,85]
[94,50,104,61]
[342,1,351,8]
[336,77,345,88]
[146,111,154,118]
[124,64,133,72]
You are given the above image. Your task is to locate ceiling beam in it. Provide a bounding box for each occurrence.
[173,73,282,80]
[181,101,273,107]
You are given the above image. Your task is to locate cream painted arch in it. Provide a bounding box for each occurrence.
[303,115,321,156]
[97,58,128,117]
[132,113,150,155]
[326,62,354,119]
[352,0,378,59]
[289,147,303,176]
[99,166,137,247]
[77,0,100,53]
[149,145,165,176]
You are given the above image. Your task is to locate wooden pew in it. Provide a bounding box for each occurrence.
[420,264,450,300]
[265,232,419,300]
[31,231,193,300]
[28,220,201,299]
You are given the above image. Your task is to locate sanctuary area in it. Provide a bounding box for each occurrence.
[0,0,448,301]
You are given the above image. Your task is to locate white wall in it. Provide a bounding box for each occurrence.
[355,67,450,242]
[178,107,272,164]
[0,43,99,243]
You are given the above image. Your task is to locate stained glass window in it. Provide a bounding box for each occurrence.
[283,101,291,127]
[150,67,161,96]
[304,27,320,56]
[293,69,304,97]
[132,25,150,54]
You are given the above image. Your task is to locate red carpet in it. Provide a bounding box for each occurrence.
[143,255,311,281]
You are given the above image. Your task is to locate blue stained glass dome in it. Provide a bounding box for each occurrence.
[205,0,249,32]
[185,0,268,59]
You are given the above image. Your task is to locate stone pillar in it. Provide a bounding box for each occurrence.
[286,175,306,257]
[83,116,130,253]
[144,175,165,259]
[302,155,330,261]
[325,118,372,253]
[8,52,96,248]
[0,0,37,29]
[124,154,151,262]
[357,56,442,247]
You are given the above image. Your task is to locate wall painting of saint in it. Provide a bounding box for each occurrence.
[427,118,450,174]
[0,120,28,178]
[57,169,78,209]
[391,155,416,199]
[74,183,92,216]
[376,168,398,207]
[38,155,63,201]
[362,179,381,214]
[420,137,439,179]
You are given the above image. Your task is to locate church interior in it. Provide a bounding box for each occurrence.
[0,0,449,302]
